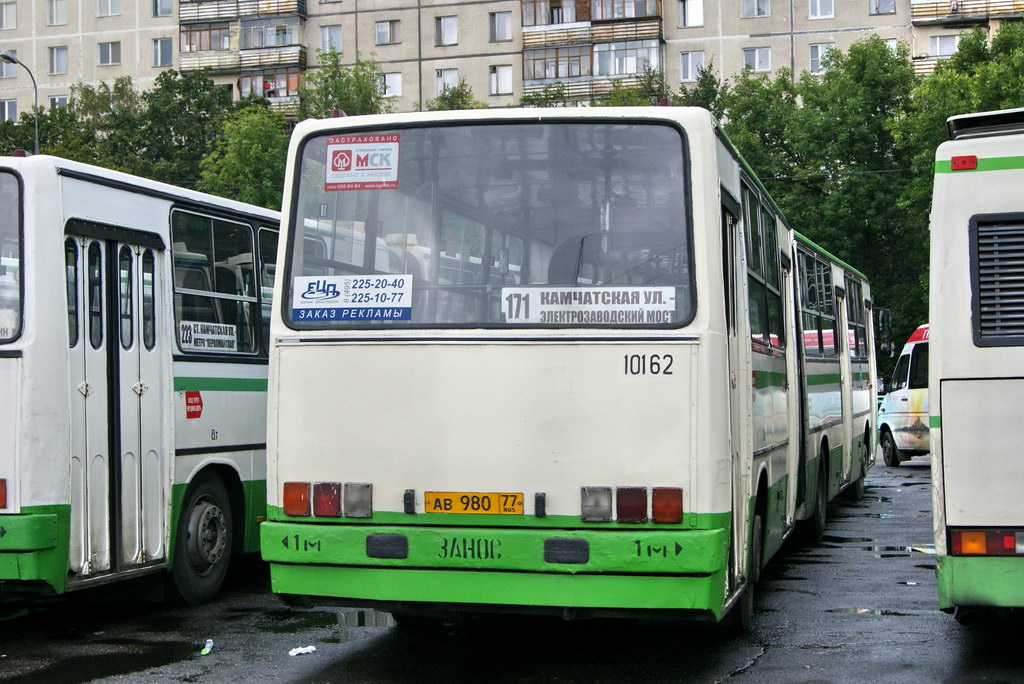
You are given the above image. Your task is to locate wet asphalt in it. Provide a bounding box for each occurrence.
[1,455,1022,683]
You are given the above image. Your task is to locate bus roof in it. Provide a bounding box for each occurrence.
[946,107,1024,141]
[792,231,868,282]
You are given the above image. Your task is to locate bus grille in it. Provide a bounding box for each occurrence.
[975,221,1024,342]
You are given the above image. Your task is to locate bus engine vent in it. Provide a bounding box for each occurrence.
[973,221,1024,345]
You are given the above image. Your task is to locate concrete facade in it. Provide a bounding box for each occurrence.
[0,0,1018,119]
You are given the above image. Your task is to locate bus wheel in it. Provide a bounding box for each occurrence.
[727,513,761,635]
[881,431,903,467]
[808,456,828,542]
[169,472,233,605]
[845,438,870,500]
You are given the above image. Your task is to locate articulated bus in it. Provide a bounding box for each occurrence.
[262,108,880,627]
[0,155,279,604]
[930,108,1024,621]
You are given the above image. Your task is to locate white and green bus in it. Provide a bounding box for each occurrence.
[0,155,279,604]
[930,108,1024,622]
[262,108,880,626]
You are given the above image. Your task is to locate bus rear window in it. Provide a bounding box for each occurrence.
[286,121,694,329]
[0,172,21,342]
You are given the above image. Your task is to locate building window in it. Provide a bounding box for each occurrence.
[741,0,769,17]
[1,99,15,123]
[435,68,458,94]
[49,45,69,74]
[49,95,69,108]
[97,0,120,17]
[490,65,512,95]
[869,0,895,14]
[0,2,16,30]
[524,46,592,79]
[240,23,298,49]
[809,43,833,73]
[884,37,898,51]
[679,50,704,82]
[523,0,576,25]
[679,0,703,27]
[379,72,401,97]
[47,0,68,25]
[153,37,172,66]
[0,49,14,78]
[375,20,399,45]
[320,25,341,53]
[490,11,512,41]
[181,23,231,52]
[239,67,302,98]
[743,46,770,72]
[594,39,660,77]
[932,34,959,58]
[99,41,121,65]
[808,0,833,18]
[435,16,457,46]
[153,0,172,17]
[592,0,657,20]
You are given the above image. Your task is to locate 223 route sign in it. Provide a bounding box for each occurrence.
[424,491,524,515]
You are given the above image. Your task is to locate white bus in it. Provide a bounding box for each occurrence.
[0,155,279,604]
[878,323,929,466]
[930,108,1024,621]
[262,108,881,627]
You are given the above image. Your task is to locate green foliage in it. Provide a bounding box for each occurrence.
[675,61,726,120]
[519,82,573,108]
[140,69,233,187]
[198,103,289,210]
[424,77,486,111]
[593,64,671,106]
[297,52,393,119]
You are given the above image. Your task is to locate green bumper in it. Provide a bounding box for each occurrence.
[262,521,730,616]
[0,507,69,594]
[937,555,1024,610]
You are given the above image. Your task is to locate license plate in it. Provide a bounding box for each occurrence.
[424,491,524,515]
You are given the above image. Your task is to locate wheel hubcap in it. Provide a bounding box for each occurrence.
[187,498,227,575]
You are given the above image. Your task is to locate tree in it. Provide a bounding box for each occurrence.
[70,76,147,172]
[592,63,672,106]
[675,61,726,120]
[424,77,486,111]
[198,103,289,210]
[139,69,233,187]
[519,82,574,108]
[297,52,393,119]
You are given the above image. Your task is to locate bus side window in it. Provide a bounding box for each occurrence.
[890,354,910,391]
[909,342,928,389]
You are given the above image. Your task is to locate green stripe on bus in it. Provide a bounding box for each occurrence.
[935,156,1024,174]
[753,370,786,388]
[930,415,942,429]
[173,377,268,392]
[806,372,842,386]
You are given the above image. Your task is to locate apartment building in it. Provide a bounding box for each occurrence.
[0,0,1016,120]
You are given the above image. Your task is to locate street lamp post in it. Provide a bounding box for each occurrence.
[0,50,38,155]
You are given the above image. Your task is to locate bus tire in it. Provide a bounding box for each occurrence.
[169,472,233,605]
[881,430,903,467]
[845,437,870,500]
[801,454,829,543]
[727,513,761,635]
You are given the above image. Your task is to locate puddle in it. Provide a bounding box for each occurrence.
[264,610,341,634]
[898,581,921,586]
[863,545,911,553]
[826,608,916,617]
[0,640,194,684]
[915,564,937,570]
[822,536,876,544]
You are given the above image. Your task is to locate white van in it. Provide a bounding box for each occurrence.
[878,324,929,466]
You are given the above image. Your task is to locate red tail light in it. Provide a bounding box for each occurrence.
[313,482,342,517]
[0,478,6,509]
[950,528,1024,555]
[283,482,311,516]
[652,487,683,523]
[616,487,647,523]
[951,155,978,171]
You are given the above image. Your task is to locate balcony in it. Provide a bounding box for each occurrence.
[522,75,641,101]
[911,0,1024,24]
[239,46,306,68]
[179,50,241,71]
[179,0,305,23]
[522,18,661,48]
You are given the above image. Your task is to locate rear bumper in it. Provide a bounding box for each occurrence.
[937,555,1024,610]
[262,521,731,617]
[0,508,67,594]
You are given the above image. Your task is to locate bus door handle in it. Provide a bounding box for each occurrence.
[900,397,908,401]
